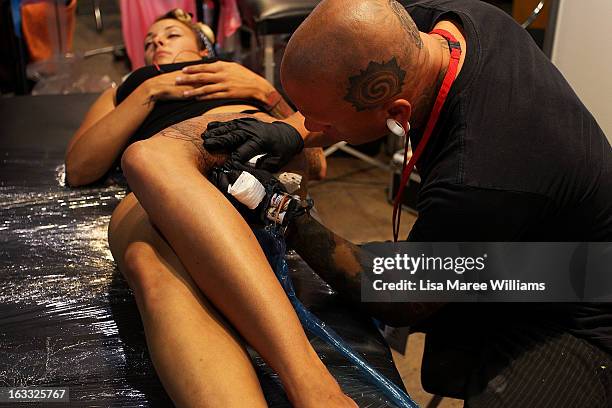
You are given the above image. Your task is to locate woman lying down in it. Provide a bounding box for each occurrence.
[65,8,355,408]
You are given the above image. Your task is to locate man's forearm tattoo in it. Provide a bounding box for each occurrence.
[264,90,295,119]
[288,216,364,301]
[344,57,407,111]
[289,215,446,326]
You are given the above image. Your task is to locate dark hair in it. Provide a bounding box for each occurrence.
[155,8,216,57]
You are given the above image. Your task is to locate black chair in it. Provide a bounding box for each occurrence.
[236,0,321,83]
[194,0,320,83]
[237,0,321,34]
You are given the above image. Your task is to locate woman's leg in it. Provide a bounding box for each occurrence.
[108,193,268,408]
[121,114,356,408]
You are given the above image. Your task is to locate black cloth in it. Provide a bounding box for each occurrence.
[423,317,612,407]
[402,0,611,243]
[104,58,268,182]
[115,57,268,145]
[395,0,612,402]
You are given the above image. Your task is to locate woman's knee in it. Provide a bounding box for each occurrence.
[122,135,208,184]
[121,140,158,183]
[108,193,146,263]
[122,241,168,300]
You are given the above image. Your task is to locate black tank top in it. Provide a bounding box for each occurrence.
[115,57,268,144]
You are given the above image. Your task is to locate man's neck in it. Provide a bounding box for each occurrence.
[409,19,467,131]
[409,32,451,130]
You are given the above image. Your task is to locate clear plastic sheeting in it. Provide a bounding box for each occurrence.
[0,147,407,407]
[27,55,116,95]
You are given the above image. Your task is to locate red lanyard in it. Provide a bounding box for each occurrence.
[392,28,462,242]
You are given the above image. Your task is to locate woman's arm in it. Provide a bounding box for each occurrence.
[65,85,151,186]
[178,62,329,178]
[65,71,194,187]
[178,61,295,118]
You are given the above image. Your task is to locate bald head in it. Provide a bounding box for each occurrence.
[281,0,424,112]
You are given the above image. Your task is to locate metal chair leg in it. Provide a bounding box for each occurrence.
[522,0,546,29]
[263,35,275,84]
[324,141,391,172]
[93,0,103,32]
[83,44,125,58]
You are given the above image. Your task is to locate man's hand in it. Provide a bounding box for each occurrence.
[202,118,304,172]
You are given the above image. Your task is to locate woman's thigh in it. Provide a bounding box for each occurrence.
[141,112,308,180]
[108,192,253,346]
[111,111,309,272]
[108,192,149,274]
[107,194,269,407]
[146,112,261,173]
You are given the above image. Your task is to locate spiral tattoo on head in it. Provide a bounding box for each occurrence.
[344,57,406,111]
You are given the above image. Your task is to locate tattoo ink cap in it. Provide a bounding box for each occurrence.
[277,172,302,194]
[387,119,407,137]
[228,171,266,209]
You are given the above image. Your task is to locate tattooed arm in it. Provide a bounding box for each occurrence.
[286,213,445,327]
[263,89,296,119]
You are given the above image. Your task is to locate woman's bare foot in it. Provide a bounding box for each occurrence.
[283,359,358,408]
[289,383,357,408]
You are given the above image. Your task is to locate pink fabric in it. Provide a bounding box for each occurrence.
[120,0,197,69]
[217,0,241,47]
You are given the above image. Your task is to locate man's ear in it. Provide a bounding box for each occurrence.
[384,99,412,132]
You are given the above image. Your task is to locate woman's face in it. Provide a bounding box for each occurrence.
[144,19,205,65]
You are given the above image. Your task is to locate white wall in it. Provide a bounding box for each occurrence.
[550,0,612,144]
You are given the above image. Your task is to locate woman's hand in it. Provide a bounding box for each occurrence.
[142,71,197,103]
[176,61,274,103]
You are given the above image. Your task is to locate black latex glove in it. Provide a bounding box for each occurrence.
[209,161,310,228]
[202,118,304,172]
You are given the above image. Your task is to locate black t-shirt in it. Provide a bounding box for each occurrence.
[399,0,612,353]
[116,57,268,145]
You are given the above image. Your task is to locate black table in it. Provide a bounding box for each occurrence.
[0,94,406,407]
